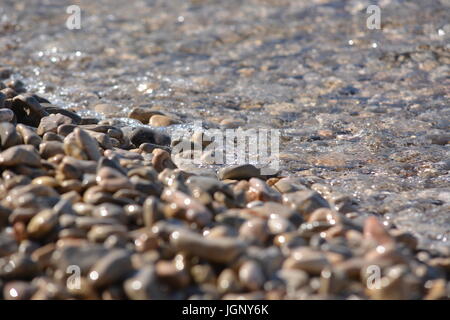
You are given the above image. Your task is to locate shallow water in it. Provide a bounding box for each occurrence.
[1,0,449,252]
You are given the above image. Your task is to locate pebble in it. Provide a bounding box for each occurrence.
[169,230,245,264]
[51,245,108,275]
[149,115,179,127]
[11,94,48,127]
[363,216,394,246]
[239,218,269,245]
[96,167,132,192]
[128,127,171,148]
[74,128,101,161]
[152,148,176,172]
[123,266,166,300]
[282,190,330,219]
[41,104,82,124]
[217,269,242,293]
[26,209,58,239]
[88,250,133,288]
[218,164,260,180]
[0,108,15,122]
[39,141,64,158]
[283,248,330,275]
[0,122,22,149]
[0,145,41,167]
[155,260,190,288]
[0,253,38,280]
[238,260,265,291]
[37,114,74,136]
[128,107,163,124]
[16,124,42,148]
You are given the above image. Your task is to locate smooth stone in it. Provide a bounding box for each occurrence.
[186,176,232,196]
[82,186,116,205]
[246,246,284,277]
[191,264,216,285]
[0,92,5,107]
[151,148,176,172]
[97,156,127,175]
[363,216,394,246]
[0,233,18,257]
[128,127,171,147]
[267,216,295,235]
[87,225,128,243]
[26,209,58,239]
[142,196,164,227]
[42,132,63,142]
[88,249,134,288]
[31,243,56,270]
[86,130,113,149]
[283,247,330,275]
[217,269,242,293]
[0,205,11,229]
[169,229,245,264]
[39,141,64,158]
[155,260,190,288]
[0,109,15,122]
[238,260,265,291]
[275,269,309,293]
[51,245,109,275]
[0,253,38,280]
[41,104,82,124]
[274,177,309,193]
[74,128,101,161]
[92,203,127,223]
[96,167,132,192]
[247,177,281,202]
[75,216,120,230]
[37,113,74,135]
[245,202,303,226]
[16,124,42,148]
[57,124,77,136]
[282,190,330,219]
[11,94,48,127]
[239,218,269,245]
[128,107,163,124]
[63,128,101,161]
[0,122,22,148]
[129,176,162,195]
[149,115,179,127]
[123,266,166,300]
[0,145,41,167]
[428,134,450,145]
[161,189,212,226]
[218,164,261,180]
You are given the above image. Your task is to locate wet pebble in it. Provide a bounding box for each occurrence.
[0,145,41,167]
[169,230,246,264]
[88,249,134,288]
[218,164,260,180]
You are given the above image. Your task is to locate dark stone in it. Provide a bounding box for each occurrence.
[129,127,171,147]
[41,103,82,124]
[11,94,48,127]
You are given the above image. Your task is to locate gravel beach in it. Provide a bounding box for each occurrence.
[0,0,449,300]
